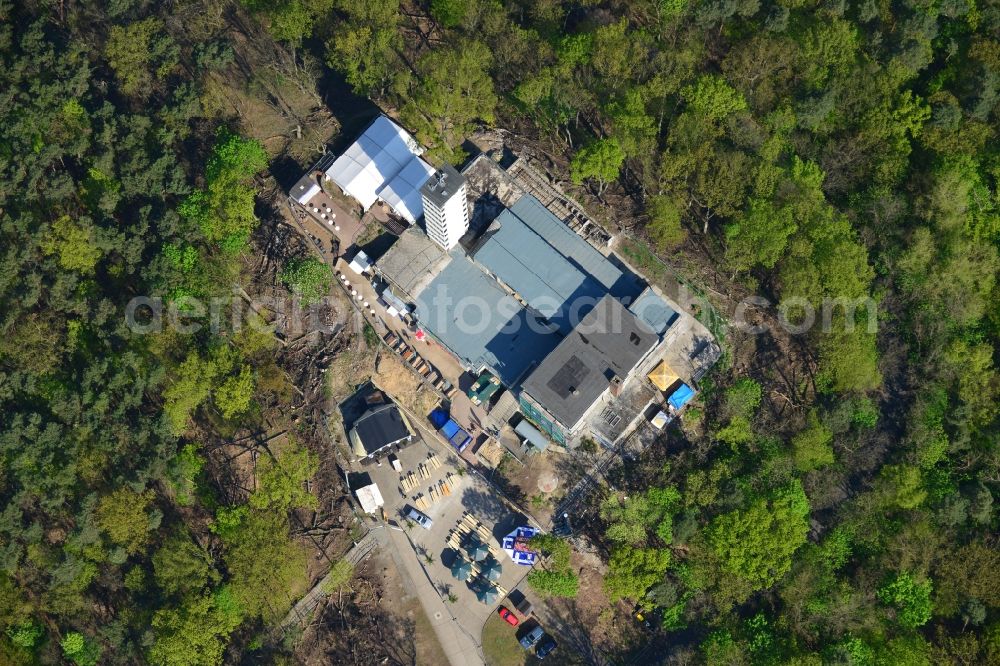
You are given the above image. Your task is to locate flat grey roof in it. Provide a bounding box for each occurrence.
[414,251,561,387]
[420,163,465,208]
[509,195,622,288]
[628,287,678,335]
[375,226,451,299]
[471,195,626,333]
[521,295,658,429]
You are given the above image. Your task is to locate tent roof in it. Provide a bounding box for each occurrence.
[325,116,423,211]
[291,179,321,205]
[354,483,384,514]
[349,250,372,274]
[647,360,680,392]
[376,156,435,223]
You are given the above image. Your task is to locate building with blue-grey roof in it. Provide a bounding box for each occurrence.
[628,286,679,336]
[471,195,641,334]
[414,250,562,387]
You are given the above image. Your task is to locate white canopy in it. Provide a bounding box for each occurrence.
[325,115,423,211]
[292,181,321,205]
[355,483,384,514]
[377,156,436,224]
[348,250,372,274]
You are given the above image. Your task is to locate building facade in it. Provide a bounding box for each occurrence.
[421,164,469,249]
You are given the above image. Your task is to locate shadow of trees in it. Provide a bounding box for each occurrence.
[540,600,611,666]
[291,586,420,666]
[460,486,511,526]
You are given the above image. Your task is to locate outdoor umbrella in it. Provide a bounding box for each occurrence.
[450,558,472,581]
[480,558,502,582]
[468,542,489,562]
[475,583,499,604]
[465,534,489,562]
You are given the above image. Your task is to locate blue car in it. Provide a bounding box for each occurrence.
[536,635,558,659]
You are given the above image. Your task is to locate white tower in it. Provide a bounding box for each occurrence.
[421,164,468,250]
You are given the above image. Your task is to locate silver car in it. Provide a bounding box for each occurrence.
[405,506,433,530]
[519,624,544,649]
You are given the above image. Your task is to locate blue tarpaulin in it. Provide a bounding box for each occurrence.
[429,408,449,429]
[668,383,696,411]
[440,419,471,453]
[429,408,471,452]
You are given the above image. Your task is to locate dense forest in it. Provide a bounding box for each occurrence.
[1,0,999,664]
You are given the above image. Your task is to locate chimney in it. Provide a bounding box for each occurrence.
[609,375,623,398]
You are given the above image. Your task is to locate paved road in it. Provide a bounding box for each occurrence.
[383,525,486,666]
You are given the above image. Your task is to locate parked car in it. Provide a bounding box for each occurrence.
[514,596,533,617]
[519,624,544,649]
[498,606,519,626]
[404,506,433,530]
[536,635,558,659]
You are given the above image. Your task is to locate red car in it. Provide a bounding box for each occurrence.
[498,606,519,627]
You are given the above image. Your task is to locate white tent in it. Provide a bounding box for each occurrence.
[325,116,423,211]
[355,482,384,515]
[292,181,321,205]
[348,250,372,275]
[376,156,436,224]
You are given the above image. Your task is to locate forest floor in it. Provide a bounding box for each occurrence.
[523,549,645,664]
[292,544,451,665]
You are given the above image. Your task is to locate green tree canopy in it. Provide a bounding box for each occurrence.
[681,75,748,120]
[400,40,497,163]
[96,488,157,555]
[214,365,255,421]
[570,138,625,194]
[249,441,319,512]
[646,195,687,250]
[707,481,810,593]
[725,199,797,271]
[152,530,217,598]
[148,592,241,666]
[878,572,933,628]
[791,411,835,472]
[604,546,672,601]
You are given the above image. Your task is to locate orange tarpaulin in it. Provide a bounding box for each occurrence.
[647,361,679,392]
